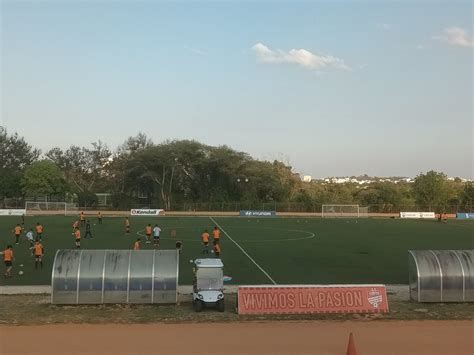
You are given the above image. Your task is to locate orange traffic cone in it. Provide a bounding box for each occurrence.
[347,332,357,355]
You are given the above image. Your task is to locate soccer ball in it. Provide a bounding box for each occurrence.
[19,271,24,276]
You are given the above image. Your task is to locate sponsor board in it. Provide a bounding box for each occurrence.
[240,210,276,217]
[457,213,474,219]
[0,209,26,217]
[400,212,435,219]
[238,285,389,315]
[130,209,165,216]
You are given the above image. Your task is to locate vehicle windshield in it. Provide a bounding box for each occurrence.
[196,267,223,290]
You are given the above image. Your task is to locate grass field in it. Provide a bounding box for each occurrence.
[0,215,473,286]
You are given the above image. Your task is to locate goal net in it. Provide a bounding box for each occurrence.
[25,202,79,216]
[322,204,369,218]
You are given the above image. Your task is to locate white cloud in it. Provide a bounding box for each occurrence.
[433,27,473,48]
[380,23,391,31]
[185,46,206,56]
[251,43,349,71]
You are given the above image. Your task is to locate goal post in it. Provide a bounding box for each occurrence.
[321,204,368,218]
[25,202,79,216]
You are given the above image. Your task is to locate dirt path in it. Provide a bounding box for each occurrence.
[1,320,472,355]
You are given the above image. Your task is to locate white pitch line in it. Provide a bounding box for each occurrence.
[210,216,277,285]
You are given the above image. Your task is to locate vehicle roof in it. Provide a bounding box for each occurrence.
[195,258,224,268]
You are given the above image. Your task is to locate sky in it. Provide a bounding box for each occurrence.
[1,0,473,178]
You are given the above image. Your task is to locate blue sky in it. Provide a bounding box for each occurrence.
[1,0,472,178]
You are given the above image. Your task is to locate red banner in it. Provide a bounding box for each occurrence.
[238,285,389,315]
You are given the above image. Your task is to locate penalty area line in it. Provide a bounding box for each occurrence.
[209,216,277,285]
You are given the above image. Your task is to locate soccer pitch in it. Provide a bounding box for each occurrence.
[1,215,473,286]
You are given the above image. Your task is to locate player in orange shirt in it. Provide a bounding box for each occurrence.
[145,224,152,244]
[72,220,80,232]
[31,241,44,269]
[97,211,103,225]
[125,217,131,235]
[12,224,22,245]
[74,228,81,249]
[35,222,44,241]
[1,245,14,278]
[212,226,221,245]
[212,240,221,258]
[201,230,210,254]
[80,211,85,226]
[133,238,141,250]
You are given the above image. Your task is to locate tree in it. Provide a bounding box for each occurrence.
[46,141,111,193]
[0,127,40,200]
[355,182,414,212]
[412,171,449,211]
[125,140,208,210]
[460,182,474,212]
[21,160,67,198]
[117,132,154,155]
[77,190,98,208]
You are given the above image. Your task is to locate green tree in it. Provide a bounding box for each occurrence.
[0,127,40,201]
[460,182,474,212]
[412,171,449,212]
[355,182,414,212]
[77,190,99,208]
[21,161,67,198]
[46,141,111,193]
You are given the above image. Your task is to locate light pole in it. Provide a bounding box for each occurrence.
[236,177,250,210]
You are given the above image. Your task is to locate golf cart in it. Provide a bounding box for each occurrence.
[192,258,225,312]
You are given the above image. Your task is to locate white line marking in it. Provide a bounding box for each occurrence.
[210,216,277,285]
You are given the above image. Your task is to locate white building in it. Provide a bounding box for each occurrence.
[302,175,312,183]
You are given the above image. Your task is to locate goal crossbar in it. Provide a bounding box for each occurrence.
[25,202,78,216]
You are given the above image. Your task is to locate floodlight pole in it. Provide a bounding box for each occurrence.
[236,177,250,211]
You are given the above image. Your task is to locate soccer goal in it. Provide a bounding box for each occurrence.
[25,202,79,216]
[321,204,369,218]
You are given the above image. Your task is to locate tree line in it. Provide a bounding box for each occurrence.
[0,127,472,213]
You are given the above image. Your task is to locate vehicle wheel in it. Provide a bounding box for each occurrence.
[217,299,225,312]
[194,300,203,312]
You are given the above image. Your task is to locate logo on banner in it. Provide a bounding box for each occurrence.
[130,209,165,216]
[367,288,383,308]
[240,210,276,217]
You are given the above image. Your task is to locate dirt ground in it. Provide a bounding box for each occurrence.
[1,320,472,355]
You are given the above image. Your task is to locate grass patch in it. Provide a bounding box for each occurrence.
[0,216,472,286]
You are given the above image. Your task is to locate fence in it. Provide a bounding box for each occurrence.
[168,203,474,214]
[2,199,473,214]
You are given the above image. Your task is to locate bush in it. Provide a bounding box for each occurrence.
[111,192,133,210]
[78,191,98,208]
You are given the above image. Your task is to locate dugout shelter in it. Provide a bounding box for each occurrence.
[51,249,179,304]
[408,250,474,302]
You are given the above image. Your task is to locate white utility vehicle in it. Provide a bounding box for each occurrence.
[192,258,225,312]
